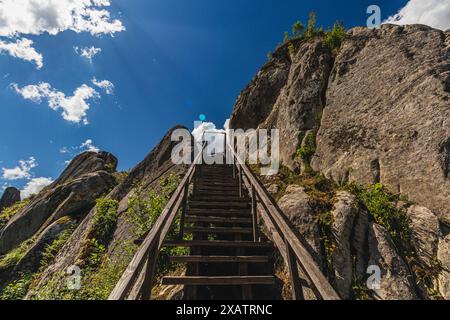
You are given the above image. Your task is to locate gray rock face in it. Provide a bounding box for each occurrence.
[229,46,291,131]
[11,217,76,275]
[330,191,358,299]
[312,24,450,219]
[407,205,441,268]
[0,151,117,255]
[0,187,21,212]
[437,234,450,299]
[368,223,418,300]
[230,39,334,170]
[277,185,323,267]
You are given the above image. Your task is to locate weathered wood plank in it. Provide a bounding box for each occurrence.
[162,276,275,286]
[169,256,269,263]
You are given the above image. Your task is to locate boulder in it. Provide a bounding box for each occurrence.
[312,24,450,220]
[407,205,441,268]
[437,234,450,299]
[0,187,21,212]
[277,185,323,267]
[330,191,358,299]
[0,151,117,255]
[368,223,418,300]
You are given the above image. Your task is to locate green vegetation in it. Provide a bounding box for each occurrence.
[40,224,76,271]
[296,132,316,170]
[345,183,410,249]
[0,238,35,268]
[324,22,347,52]
[126,174,190,278]
[0,199,30,230]
[278,12,346,58]
[1,273,33,300]
[305,11,317,39]
[127,174,181,237]
[79,198,119,270]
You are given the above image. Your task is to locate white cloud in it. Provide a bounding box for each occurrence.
[80,139,100,152]
[385,0,450,30]
[21,177,53,199]
[0,1,124,67]
[2,157,37,180]
[0,38,43,69]
[12,82,100,125]
[192,122,226,153]
[0,0,125,38]
[75,46,102,62]
[60,139,100,157]
[92,77,114,94]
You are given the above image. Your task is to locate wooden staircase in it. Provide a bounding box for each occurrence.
[161,164,276,300]
[109,143,340,301]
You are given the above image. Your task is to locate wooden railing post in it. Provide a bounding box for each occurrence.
[284,238,304,300]
[178,185,189,240]
[251,186,259,242]
[239,167,243,198]
[140,238,160,300]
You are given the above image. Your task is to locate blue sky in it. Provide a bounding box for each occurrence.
[0,0,448,197]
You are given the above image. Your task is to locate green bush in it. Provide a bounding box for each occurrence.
[296,132,316,168]
[305,12,317,39]
[127,174,181,237]
[91,198,119,243]
[1,273,32,300]
[292,21,305,38]
[346,183,410,249]
[324,22,347,52]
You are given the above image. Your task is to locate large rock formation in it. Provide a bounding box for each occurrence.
[28,126,189,298]
[230,24,450,220]
[0,151,117,255]
[0,187,20,212]
[230,38,334,170]
[312,25,450,220]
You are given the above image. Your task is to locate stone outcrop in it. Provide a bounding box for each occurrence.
[438,234,450,299]
[230,38,334,170]
[0,187,20,212]
[312,24,450,220]
[29,126,189,296]
[407,205,442,268]
[368,223,418,300]
[8,217,76,279]
[0,151,117,255]
[330,191,359,299]
[277,185,323,267]
[230,24,450,219]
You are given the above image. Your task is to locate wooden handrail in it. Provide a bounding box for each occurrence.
[227,144,340,300]
[108,147,203,300]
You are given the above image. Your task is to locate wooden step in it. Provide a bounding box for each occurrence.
[186,216,252,224]
[169,255,269,263]
[185,227,253,235]
[194,190,239,196]
[197,182,239,187]
[191,196,249,203]
[189,201,250,209]
[164,240,272,248]
[188,209,251,217]
[162,276,275,286]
